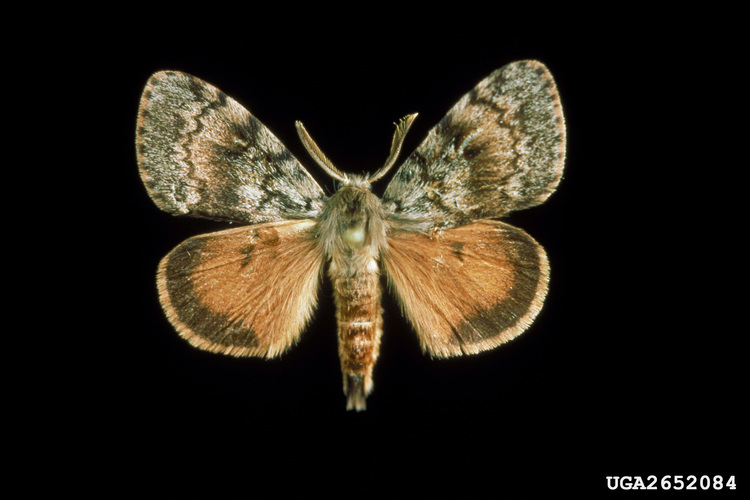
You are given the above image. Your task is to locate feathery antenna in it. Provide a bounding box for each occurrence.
[296,121,347,182]
[370,113,418,182]
[296,112,418,184]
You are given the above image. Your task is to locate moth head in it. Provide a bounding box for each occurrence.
[295,113,418,189]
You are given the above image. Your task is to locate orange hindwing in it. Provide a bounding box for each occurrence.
[383,221,549,358]
[157,220,324,358]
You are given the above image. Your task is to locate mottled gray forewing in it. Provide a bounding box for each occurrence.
[137,71,326,224]
[382,60,565,228]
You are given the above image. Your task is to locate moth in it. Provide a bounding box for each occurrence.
[136,60,565,411]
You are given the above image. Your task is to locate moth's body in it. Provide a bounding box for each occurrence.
[319,178,386,409]
[136,61,566,410]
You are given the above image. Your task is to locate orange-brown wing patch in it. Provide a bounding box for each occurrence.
[382,220,549,358]
[157,220,324,358]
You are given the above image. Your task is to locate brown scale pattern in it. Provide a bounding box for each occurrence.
[331,259,384,411]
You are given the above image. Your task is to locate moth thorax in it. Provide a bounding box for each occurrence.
[319,184,387,254]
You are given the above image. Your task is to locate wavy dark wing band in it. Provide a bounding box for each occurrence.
[383,60,565,228]
[136,71,326,224]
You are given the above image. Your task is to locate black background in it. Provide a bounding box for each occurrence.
[34,5,744,498]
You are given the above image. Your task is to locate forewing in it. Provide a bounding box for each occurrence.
[382,60,565,228]
[137,71,326,224]
[157,220,325,358]
[382,221,549,358]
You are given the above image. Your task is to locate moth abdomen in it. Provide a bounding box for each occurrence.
[331,264,383,411]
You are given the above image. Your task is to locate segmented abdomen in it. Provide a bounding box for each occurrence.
[331,264,383,411]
